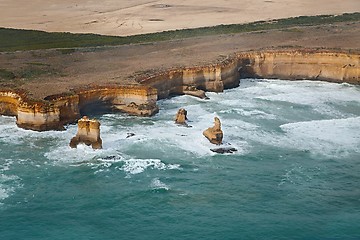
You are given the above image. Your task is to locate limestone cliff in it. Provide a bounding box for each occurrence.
[175,108,188,125]
[237,50,360,83]
[203,117,223,145]
[138,58,241,99]
[69,116,102,149]
[0,91,22,116]
[0,85,158,131]
[1,49,359,131]
[139,50,359,100]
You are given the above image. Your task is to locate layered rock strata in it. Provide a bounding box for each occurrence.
[138,50,359,100]
[0,49,359,131]
[0,86,158,131]
[69,116,102,149]
[203,117,223,145]
[138,57,239,99]
[175,108,188,125]
[237,51,360,83]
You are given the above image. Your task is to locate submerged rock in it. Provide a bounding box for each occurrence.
[69,116,102,149]
[203,117,223,145]
[211,147,237,154]
[126,132,135,138]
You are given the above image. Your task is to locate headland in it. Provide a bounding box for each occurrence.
[0,14,359,131]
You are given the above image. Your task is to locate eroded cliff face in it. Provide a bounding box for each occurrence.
[77,86,158,116]
[0,86,158,131]
[139,59,241,99]
[0,91,22,116]
[0,49,359,131]
[237,51,360,84]
[70,116,102,149]
[203,117,223,145]
[139,50,359,99]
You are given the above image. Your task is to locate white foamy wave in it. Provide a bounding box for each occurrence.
[219,109,277,119]
[150,178,170,191]
[0,116,76,146]
[280,117,360,156]
[255,80,360,116]
[0,187,9,203]
[0,159,20,204]
[45,143,118,164]
[278,164,314,186]
[125,117,218,156]
[0,116,24,144]
[69,154,181,176]
[258,91,360,105]
[0,173,22,204]
[119,158,180,175]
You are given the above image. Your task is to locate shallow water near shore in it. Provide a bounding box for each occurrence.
[1,79,360,239]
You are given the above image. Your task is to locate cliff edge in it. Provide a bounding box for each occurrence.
[0,49,359,131]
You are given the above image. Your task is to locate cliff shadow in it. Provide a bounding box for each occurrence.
[79,100,115,118]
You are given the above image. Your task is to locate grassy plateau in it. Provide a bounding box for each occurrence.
[0,12,359,52]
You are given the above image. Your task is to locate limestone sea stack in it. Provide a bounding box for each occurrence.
[175,108,188,125]
[69,116,102,149]
[203,117,223,145]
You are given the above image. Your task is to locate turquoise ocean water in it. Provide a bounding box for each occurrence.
[0,79,359,239]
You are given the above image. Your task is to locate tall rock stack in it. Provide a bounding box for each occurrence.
[69,116,102,149]
[203,117,223,145]
[175,108,188,125]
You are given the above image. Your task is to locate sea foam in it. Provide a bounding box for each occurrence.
[280,117,360,156]
[150,178,170,191]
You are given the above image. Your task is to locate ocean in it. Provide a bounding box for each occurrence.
[1,79,359,239]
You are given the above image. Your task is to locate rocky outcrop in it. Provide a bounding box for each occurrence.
[237,50,360,83]
[75,86,158,117]
[0,85,158,131]
[182,86,208,99]
[69,116,102,149]
[138,57,240,99]
[203,117,223,145]
[138,50,359,100]
[211,147,237,154]
[118,101,159,116]
[1,49,359,131]
[175,108,188,125]
[0,91,21,116]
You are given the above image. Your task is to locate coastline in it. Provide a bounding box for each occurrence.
[0,15,359,131]
[1,4,360,238]
[1,49,359,131]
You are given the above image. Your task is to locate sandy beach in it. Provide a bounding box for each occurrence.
[1,0,359,36]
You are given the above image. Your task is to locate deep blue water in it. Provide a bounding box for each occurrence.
[1,79,360,239]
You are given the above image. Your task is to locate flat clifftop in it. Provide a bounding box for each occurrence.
[0,20,359,131]
[1,21,359,99]
[1,48,358,131]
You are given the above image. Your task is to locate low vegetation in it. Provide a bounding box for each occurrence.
[0,65,59,83]
[0,13,359,52]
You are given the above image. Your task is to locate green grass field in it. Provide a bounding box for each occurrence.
[0,12,359,52]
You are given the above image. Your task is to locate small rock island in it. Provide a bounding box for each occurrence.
[175,108,188,125]
[203,117,223,145]
[69,116,103,149]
